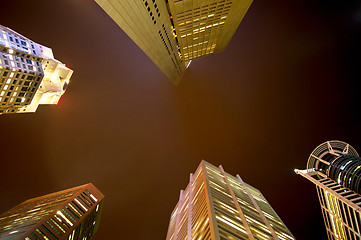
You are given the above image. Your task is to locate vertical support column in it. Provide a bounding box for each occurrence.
[219,165,254,240]
[236,174,279,240]
[174,190,184,240]
[202,161,220,240]
[187,173,194,240]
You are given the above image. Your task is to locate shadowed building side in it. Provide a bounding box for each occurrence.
[295,140,361,240]
[166,161,295,240]
[95,0,187,85]
[0,183,104,240]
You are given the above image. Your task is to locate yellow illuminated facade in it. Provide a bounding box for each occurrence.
[95,0,188,85]
[95,0,252,85]
[0,183,104,240]
[295,141,361,240]
[0,25,72,115]
[166,161,295,240]
[168,0,253,61]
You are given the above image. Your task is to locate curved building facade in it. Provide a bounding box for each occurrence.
[295,140,361,240]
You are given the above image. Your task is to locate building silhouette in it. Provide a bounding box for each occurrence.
[95,0,253,85]
[0,183,104,240]
[0,25,72,115]
[295,140,361,240]
[166,161,295,240]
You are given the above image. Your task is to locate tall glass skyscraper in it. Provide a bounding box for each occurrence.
[295,140,361,239]
[0,25,72,114]
[95,0,253,85]
[166,161,295,240]
[0,183,104,240]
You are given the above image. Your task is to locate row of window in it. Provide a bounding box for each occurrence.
[142,0,160,24]
[1,30,39,55]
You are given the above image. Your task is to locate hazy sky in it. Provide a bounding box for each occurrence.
[1,0,360,239]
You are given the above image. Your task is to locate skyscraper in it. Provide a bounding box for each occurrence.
[95,0,253,85]
[0,25,72,115]
[0,183,104,240]
[166,161,295,240]
[295,140,361,240]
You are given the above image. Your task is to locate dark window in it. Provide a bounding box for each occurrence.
[3,72,8,76]
[9,36,13,42]
[27,76,33,80]
[21,87,28,91]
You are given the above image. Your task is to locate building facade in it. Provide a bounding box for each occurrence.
[166,161,295,240]
[0,25,72,115]
[95,0,253,85]
[295,140,361,240]
[0,183,104,240]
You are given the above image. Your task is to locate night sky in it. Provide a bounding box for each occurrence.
[1,0,361,239]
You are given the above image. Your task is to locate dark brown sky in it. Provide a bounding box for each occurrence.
[1,0,361,239]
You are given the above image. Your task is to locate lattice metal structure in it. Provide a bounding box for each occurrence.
[0,183,104,240]
[295,140,361,240]
[166,161,295,240]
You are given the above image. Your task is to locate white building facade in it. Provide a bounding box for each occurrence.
[0,25,72,114]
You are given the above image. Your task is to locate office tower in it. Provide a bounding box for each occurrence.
[95,0,253,85]
[0,25,72,115]
[166,161,295,240]
[295,140,361,240]
[0,183,104,240]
